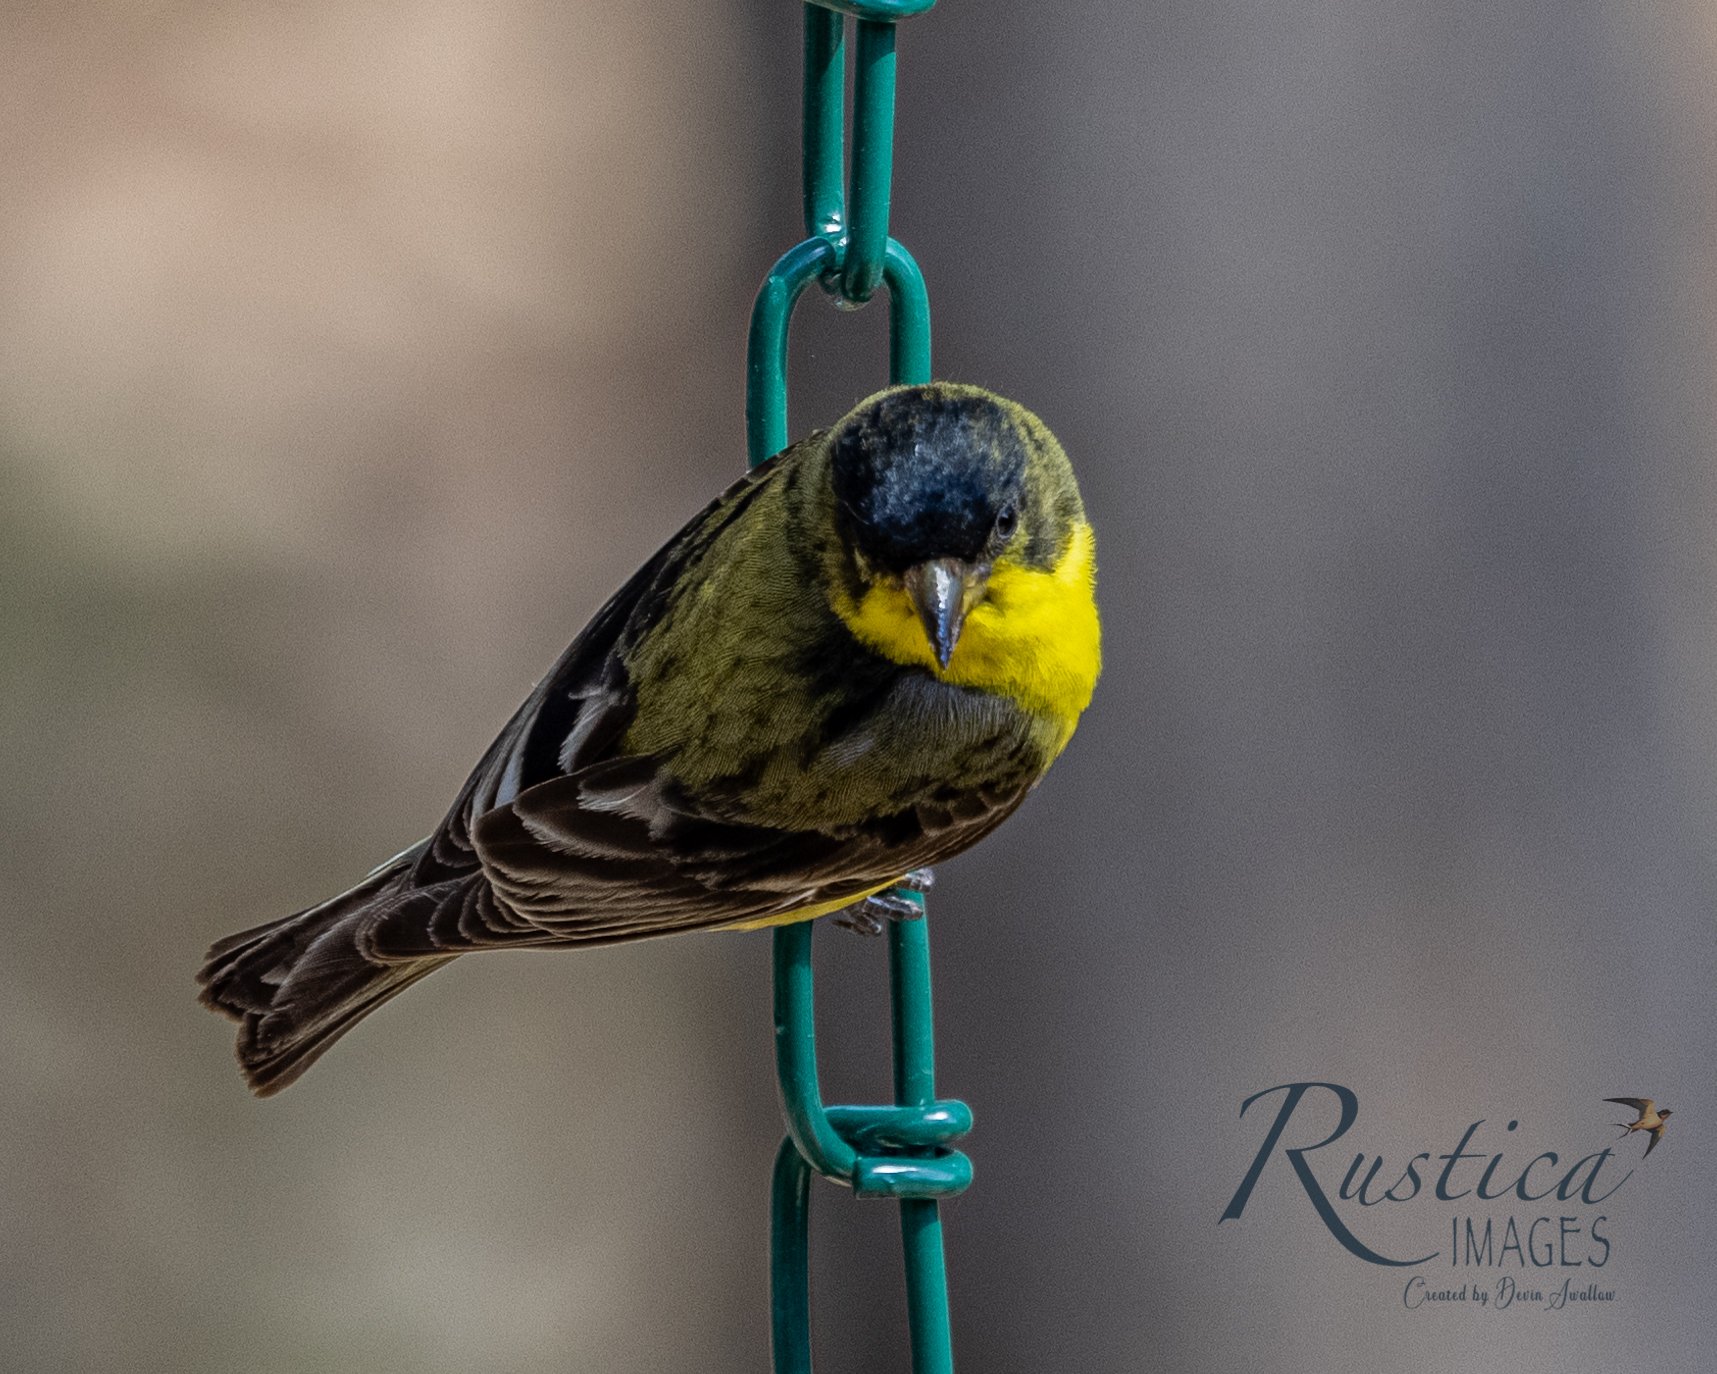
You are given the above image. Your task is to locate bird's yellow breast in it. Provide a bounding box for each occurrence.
[831,521,1101,752]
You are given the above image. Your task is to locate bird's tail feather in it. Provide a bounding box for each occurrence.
[196,845,457,1096]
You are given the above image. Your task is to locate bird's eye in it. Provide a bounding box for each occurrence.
[994,504,1018,541]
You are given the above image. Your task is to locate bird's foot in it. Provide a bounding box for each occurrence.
[896,867,935,893]
[866,890,927,923]
[834,904,886,938]
[833,885,929,937]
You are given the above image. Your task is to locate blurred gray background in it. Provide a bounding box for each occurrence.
[3,1,1713,1370]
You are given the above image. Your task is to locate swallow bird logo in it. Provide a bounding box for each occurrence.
[1606,1097,1672,1158]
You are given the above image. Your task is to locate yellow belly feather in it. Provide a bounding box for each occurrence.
[723,881,896,931]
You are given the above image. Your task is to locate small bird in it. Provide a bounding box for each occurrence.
[198,383,1101,1094]
[1606,1097,1672,1158]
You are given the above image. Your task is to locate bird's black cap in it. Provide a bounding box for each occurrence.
[829,385,1028,574]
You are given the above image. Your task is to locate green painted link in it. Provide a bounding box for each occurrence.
[840,19,896,302]
[801,8,844,241]
[745,5,968,1371]
[887,912,960,1370]
[769,1140,814,1369]
[766,921,971,1374]
[771,918,973,1198]
[745,236,929,468]
[794,3,913,306]
[825,1101,973,1154]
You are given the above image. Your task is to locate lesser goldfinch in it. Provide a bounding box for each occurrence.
[198,382,1100,1094]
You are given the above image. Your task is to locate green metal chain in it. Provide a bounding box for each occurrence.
[744,5,971,1371]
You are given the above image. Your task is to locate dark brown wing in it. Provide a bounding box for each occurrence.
[484,764,1029,934]
[363,760,1032,956]
[1605,1097,1652,1114]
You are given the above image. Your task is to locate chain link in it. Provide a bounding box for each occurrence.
[745,5,969,1371]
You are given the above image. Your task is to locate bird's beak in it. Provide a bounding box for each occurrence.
[903,558,988,670]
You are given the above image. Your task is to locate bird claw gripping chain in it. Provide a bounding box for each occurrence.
[749,6,970,1372]
[834,868,933,935]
